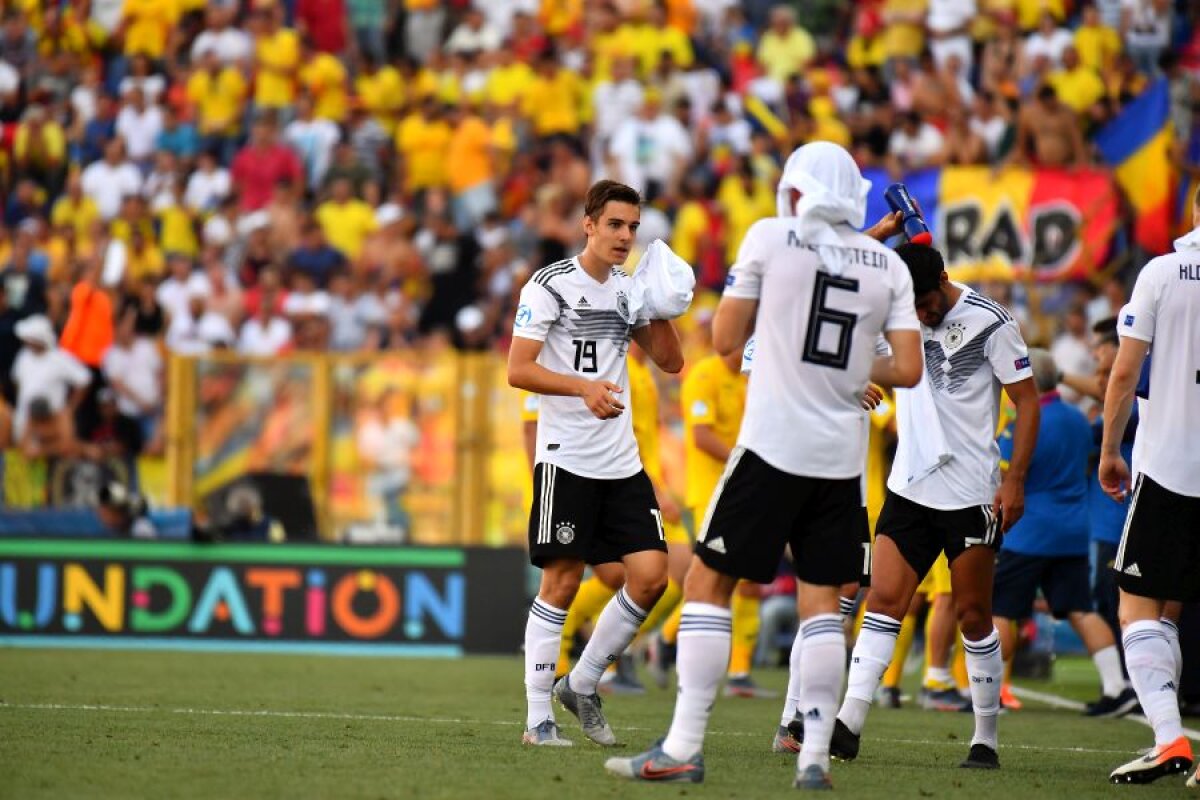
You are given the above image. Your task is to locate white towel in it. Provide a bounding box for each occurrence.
[629,239,696,320]
[887,355,953,492]
[774,142,871,276]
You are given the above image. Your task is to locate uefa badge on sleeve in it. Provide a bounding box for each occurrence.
[555,522,576,544]
[515,304,532,328]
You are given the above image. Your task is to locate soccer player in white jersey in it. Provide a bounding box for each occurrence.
[1101,190,1200,786]
[508,180,684,748]
[834,243,1039,771]
[605,141,923,790]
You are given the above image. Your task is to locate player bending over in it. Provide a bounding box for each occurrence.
[833,243,1039,770]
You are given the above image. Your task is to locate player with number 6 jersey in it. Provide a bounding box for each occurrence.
[605,142,924,790]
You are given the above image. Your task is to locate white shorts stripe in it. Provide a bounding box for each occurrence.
[1113,473,1144,571]
[538,464,556,545]
[697,446,746,545]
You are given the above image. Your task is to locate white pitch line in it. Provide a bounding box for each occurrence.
[0,702,1134,755]
[1011,686,1200,741]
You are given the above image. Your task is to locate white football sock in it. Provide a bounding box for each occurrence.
[797,614,847,772]
[1124,620,1184,746]
[962,627,1003,751]
[838,612,901,734]
[1092,644,1130,697]
[780,624,804,725]
[661,603,732,761]
[525,598,567,728]
[1160,617,1183,687]
[569,587,648,695]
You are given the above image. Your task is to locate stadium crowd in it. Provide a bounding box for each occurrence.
[0,0,1193,472]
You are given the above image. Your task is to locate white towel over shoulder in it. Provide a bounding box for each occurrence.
[887,358,954,492]
[629,239,696,320]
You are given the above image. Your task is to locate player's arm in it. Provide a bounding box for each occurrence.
[1099,337,1149,500]
[995,375,1038,531]
[632,319,683,374]
[870,329,922,388]
[508,337,625,419]
[712,297,756,357]
[713,220,766,357]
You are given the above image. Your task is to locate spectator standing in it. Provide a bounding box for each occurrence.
[238,300,294,356]
[231,115,303,212]
[288,220,348,289]
[191,6,254,66]
[103,315,163,443]
[347,0,388,62]
[1052,304,1098,413]
[251,4,301,118]
[446,103,498,229]
[164,286,235,355]
[926,0,976,73]
[316,177,378,263]
[1121,0,1170,75]
[296,0,348,55]
[10,314,90,441]
[81,139,143,221]
[405,0,446,64]
[756,6,815,85]
[607,92,692,201]
[187,47,248,165]
[299,36,349,124]
[285,95,342,189]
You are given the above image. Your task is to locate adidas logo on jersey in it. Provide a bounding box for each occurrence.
[576,296,590,309]
[1123,563,1142,577]
[705,536,726,554]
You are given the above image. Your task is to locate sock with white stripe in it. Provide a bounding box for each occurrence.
[1124,620,1184,746]
[569,587,648,695]
[661,603,732,761]
[1160,617,1183,687]
[525,598,567,728]
[780,624,804,725]
[839,595,857,622]
[963,627,1003,751]
[838,612,902,735]
[797,614,847,771]
[1092,644,1130,698]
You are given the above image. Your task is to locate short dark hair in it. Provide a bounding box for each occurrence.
[894,242,945,295]
[1092,315,1119,347]
[584,180,640,221]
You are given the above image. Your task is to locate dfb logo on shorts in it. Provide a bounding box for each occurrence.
[555,522,576,544]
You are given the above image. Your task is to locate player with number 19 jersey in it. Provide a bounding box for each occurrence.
[514,257,649,480]
[724,218,919,480]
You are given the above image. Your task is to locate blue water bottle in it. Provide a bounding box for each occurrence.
[884,183,933,245]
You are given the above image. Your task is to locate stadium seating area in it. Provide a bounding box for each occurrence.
[0,0,1196,520]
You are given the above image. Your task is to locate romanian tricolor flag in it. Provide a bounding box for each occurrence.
[1095,79,1174,255]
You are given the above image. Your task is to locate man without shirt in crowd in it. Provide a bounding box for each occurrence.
[833,243,1040,771]
[606,142,924,790]
[508,179,683,748]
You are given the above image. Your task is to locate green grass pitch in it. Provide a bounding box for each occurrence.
[0,649,1194,798]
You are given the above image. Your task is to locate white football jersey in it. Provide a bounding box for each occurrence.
[513,257,648,479]
[1118,252,1200,497]
[724,218,919,479]
[890,284,1033,509]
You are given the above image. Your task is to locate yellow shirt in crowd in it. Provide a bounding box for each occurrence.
[756,27,816,84]
[187,67,247,135]
[1075,23,1122,71]
[122,0,178,58]
[316,199,378,261]
[671,201,708,266]
[882,0,927,60]
[1050,65,1106,114]
[681,354,746,508]
[484,62,534,108]
[447,116,494,194]
[51,195,99,243]
[356,67,405,133]
[523,70,583,137]
[1017,0,1065,30]
[718,175,774,265]
[396,113,451,192]
[255,28,300,108]
[300,53,349,122]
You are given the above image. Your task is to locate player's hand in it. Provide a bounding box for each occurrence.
[581,380,625,419]
[657,490,682,525]
[1098,452,1132,502]
[992,476,1024,532]
[865,210,904,242]
[861,384,884,410]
